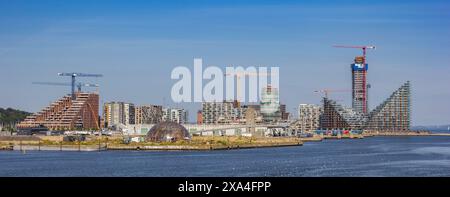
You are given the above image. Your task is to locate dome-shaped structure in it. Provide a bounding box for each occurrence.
[146,122,191,142]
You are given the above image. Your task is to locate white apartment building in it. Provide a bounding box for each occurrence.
[103,102,135,128]
[202,101,247,124]
[298,104,322,132]
[162,108,188,124]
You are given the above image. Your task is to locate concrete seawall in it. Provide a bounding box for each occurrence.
[12,145,105,152]
[108,141,303,151]
[369,132,448,137]
[322,134,364,140]
[5,140,303,152]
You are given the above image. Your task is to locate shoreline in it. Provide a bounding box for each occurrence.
[0,136,304,152]
[368,132,450,137]
[1,132,449,152]
[1,141,303,152]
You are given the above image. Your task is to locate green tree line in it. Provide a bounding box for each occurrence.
[0,107,31,125]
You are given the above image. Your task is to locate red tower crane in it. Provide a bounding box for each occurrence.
[333,45,376,114]
[332,45,376,64]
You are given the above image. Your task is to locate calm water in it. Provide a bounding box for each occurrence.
[1,136,450,177]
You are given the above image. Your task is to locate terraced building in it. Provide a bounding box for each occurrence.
[320,98,367,130]
[365,81,411,131]
[17,92,100,130]
[319,81,411,132]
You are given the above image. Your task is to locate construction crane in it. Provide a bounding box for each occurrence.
[333,45,375,114]
[32,82,99,92]
[314,89,351,99]
[57,73,103,100]
[332,45,376,64]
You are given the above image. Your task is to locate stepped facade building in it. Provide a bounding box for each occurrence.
[17,92,100,130]
[365,81,411,131]
[320,98,367,130]
[319,81,411,132]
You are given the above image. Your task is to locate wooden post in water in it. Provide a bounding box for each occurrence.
[38,139,41,151]
[60,141,62,151]
[78,135,81,152]
[20,140,22,151]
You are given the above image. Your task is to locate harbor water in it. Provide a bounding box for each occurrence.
[1,136,450,177]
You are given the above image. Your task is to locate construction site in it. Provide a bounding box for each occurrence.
[319,45,411,132]
[17,92,100,131]
[16,73,102,132]
[13,44,413,135]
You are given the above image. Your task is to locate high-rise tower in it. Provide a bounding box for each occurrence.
[351,56,368,114]
[333,45,375,114]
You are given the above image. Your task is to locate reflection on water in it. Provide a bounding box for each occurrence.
[411,147,450,155]
[1,136,450,177]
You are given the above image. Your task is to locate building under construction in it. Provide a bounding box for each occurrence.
[320,98,367,130]
[352,56,369,114]
[17,92,100,131]
[320,81,411,131]
[333,45,375,114]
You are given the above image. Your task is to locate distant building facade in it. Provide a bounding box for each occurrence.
[260,85,281,122]
[202,101,237,124]
[124,103,135,125]
[365,81,411,131]
[135,105,163,124]
[280,104,290,121]
[298,104,322,132]
[201,101,262,124]
[103,102,135,128]
[197,110,203,125]
[162,108,188,124]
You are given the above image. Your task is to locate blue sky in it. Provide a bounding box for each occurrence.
[1,0,449,125]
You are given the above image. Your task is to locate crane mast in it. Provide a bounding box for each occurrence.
[57,73,103,100]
